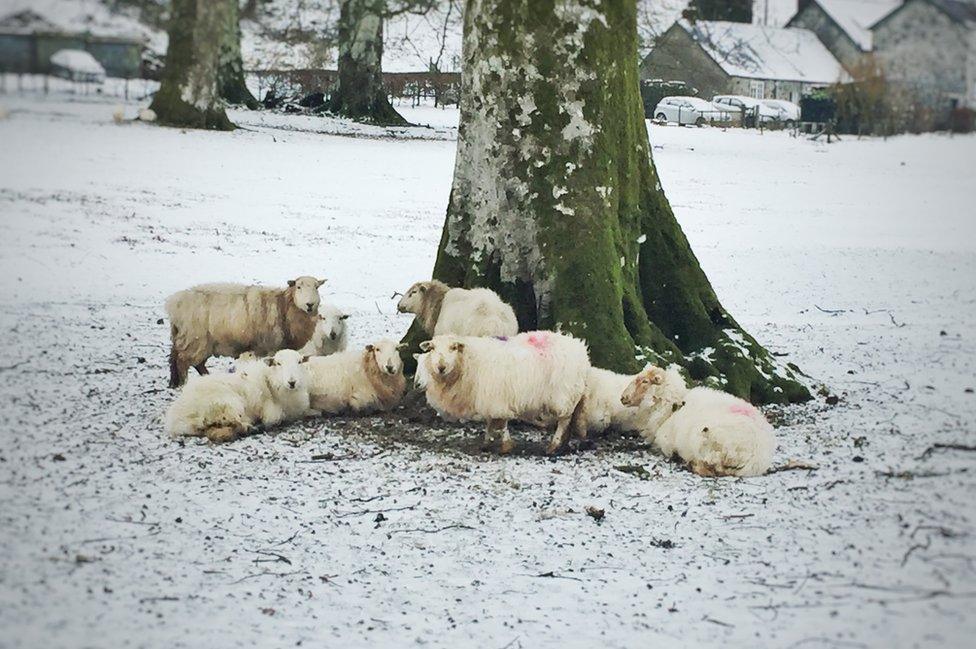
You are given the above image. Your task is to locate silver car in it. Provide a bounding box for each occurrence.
[653,96,732,126]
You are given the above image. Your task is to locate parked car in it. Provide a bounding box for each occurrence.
[652,96,732,126]
[50,49,106,84]
[712,95,781,126]
[761,99,802,127]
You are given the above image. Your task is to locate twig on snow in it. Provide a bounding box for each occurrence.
[768,460,819,474]
[814,305,846,315]
[389,524,474,535]
[703,616,735,628]
[251,550,292,565]
[917,443,976,461]
[525,571,583,582]
[334,502,419,518]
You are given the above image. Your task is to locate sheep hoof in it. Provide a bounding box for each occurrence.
[545,442,564,456]
[499,439,516,455]
[206,427,238,444]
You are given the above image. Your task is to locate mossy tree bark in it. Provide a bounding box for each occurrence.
[150,0,235,130]
[405,0,809,405]
[218,0,259,108]
[325,0,408,125]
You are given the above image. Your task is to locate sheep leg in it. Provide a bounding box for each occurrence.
[482,419,501,451]
[169,348,190,388]
[194,361,209,376]
[498,422,515,455]
[546,416,573,455]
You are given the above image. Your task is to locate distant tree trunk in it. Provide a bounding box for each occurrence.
[218,0,259,108]
[326,0,408,125]
[150,0,235,130]
[404,0,809,405]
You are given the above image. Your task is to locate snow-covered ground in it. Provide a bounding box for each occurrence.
[1,93,974,649]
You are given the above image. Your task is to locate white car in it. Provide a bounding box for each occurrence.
[712,95,781,124]
[761,99,801,126]
[49,49,106,84]
[653,96,732,126]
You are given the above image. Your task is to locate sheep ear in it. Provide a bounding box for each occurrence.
[419,340,432,352]
[412,353,420,360]
[339,314,350,320]
[396,342,408,350]
[450,342,465,353]
[301,355,311,363]
[316,278,326,287]
[264,357,275,367]
[419,285,427,293]
[365,344,376,352]
[287,279,296,287]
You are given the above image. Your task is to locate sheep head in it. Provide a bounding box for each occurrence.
[620,366,666,407]
[264,349,310,394]
[287,276,326,315]
[364,340,403,376]
[422,337,465,381]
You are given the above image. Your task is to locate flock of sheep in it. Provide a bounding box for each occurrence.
[163,276,776,477]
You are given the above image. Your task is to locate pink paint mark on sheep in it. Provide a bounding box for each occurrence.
[729,403,758,418]
[525,332,550,353]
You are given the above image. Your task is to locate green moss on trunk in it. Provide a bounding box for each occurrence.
[406,0,810,405]
[150,0,235,131]
[218,0,259,109]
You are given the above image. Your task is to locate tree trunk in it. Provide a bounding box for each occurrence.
[326,0,408,125]
[150,0,235,130]
[407,0,809,405]
[218,0,259,108]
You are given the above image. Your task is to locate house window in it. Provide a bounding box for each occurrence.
[750,80,765,99]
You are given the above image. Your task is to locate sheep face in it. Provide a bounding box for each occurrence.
[319,310,349,343]
[620,366,666,407]
[396,281,429,314]
[264,349,310,393]
[287,276,326,314]
[365,340,404,376]
[420,338,464,380]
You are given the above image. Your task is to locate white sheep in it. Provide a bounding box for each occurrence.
[112,105,125,124]
[298,303,350,357]
[621,365,775,477]
[304,339,406,415]
[570,367,658,437]
[137,108,157,123]
[165,276,324,387]
[419,331,589,455]
[164,349,312,443]
[397,280,518,337]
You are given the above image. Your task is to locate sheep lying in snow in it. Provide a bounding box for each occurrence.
[567,367,661,438]
[304,340,406,415]
[621,366,775,477]
[298,303,350,357]
[165,276,324,387]
[164,349,312,443]
[418,331,589,454]
[397,280,518,337]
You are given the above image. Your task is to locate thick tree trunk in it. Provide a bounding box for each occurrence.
[150,0,235,130]
[407,0,809,405]
[326,0,408,125]
[218,0,259,108]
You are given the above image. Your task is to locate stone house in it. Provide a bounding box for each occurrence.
[640,19,848,103]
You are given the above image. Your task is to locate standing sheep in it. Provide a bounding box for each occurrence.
[396,280,518,337]
[620,366,776,477]
[165,276,324,387]
[298,303,350,357]
[164,349,312,443]
[418,331,589,455]
[304,339,406,415]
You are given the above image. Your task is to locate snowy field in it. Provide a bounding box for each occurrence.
[1,93,974,648]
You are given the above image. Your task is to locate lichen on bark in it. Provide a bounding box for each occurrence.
[407,0,810,405]
[150,0,235,130]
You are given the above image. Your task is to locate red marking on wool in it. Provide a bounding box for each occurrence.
[525,332,550,352]
[729,403,757,418]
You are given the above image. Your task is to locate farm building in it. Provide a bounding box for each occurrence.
[788,0,976,109]
[0,9,145,78]
[640,19,848,103]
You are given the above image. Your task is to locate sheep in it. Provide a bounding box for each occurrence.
[396,280,518,337]
[304,339,406,415]
[620,366,775,477]
[569,367,659,438]
[418,331,589,455]
[165,276,324,387]
[112,105,125,124]
[164,349,312,443]
[298,303,350,357]
[137,108,157,123]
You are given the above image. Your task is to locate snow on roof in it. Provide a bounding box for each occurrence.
[812,0,902,50]
[679,19,848,85]
[50,48,105,75]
